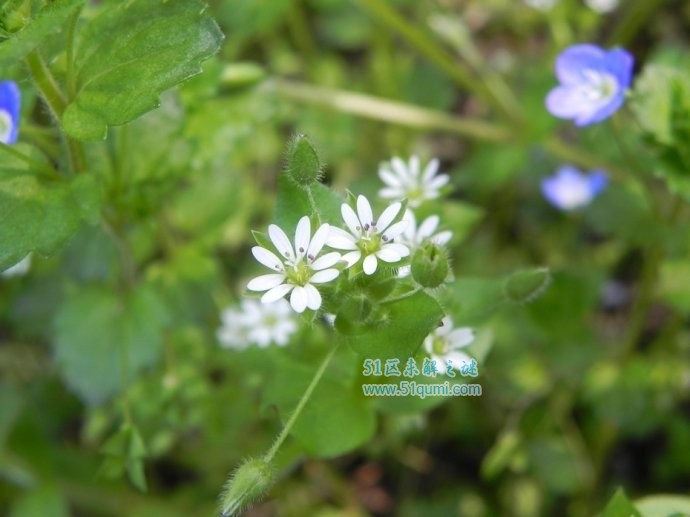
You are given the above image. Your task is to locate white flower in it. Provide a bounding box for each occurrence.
[398,210,452,278]
[247,216,341,313]
[400,210,452,247]
[378,155,449,208]
[326,195,410,276]
[217,299,297,349]
[1,254,31,278]
[423,316,475,375]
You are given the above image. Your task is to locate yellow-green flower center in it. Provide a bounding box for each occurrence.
[285,260,312,286]
[432,337,448,355]
[359,233,382,256]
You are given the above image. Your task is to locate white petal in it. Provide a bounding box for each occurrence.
[290,286,308,313]
[311,251,341,270]
[378,187,404,199]
[382,242,410,258]
[326,227,358,250]
[341,203,361,235]
[310,268,340,283]
[357,195,374,226]
[422,158,440,182]
[252,246,284,272]
[379,167,404,187]
[401,210,417,241]
[422,335,434,354]
[444,351,474,371]
[418,215,440,240]
[427,174,450,190]
[304,283,322,310]
[448,328,475,349]
[307,223,330,258]
[294,216,311,258]
[261,283,294,303]
[432,230,452,246]
[340,250,361,267]
[409,155,420,178]
[363,254,378,275]
[382,220,408,241]
[268,224,294,260]
[391,157,411,182]
[247,273,286,291]
[376,201,402,232]
[376,247,402,263]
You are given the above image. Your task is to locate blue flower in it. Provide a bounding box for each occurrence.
[0,80,21,145]
[546,44,633,126]
[541,166,607,210]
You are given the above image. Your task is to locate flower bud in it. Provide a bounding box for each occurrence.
[220,458,273,517]
[503,267,551,304]
[411,242,450,288]
[284,134,323,186]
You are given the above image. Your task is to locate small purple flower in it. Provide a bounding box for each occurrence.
[0,81,20,145]
[546,44,633,126]
[541,166,607,211]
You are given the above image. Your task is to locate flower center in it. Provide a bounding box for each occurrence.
[432,337,448,355]
[285,259,312,286]
[359,233,382,256]
[0,110,13,143]
[582,69,618,101]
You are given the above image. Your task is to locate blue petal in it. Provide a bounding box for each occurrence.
[0,80,21,144]
[573,91,625,126]
[605,48,634,89]
[588,171,608,195]
[555,44,607,85]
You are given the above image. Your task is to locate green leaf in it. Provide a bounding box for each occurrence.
[274,174,343,236]
[9,485,69,517]
[0,173,102,271]
[53,284,168,405]
[635,495,690,517]
[601,488,642,517]
[61,0,223,140]
[0,0,85,65]
[264,349,375,458]
[346,291,444,361]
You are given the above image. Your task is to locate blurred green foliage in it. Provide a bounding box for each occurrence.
[1,0,690,516]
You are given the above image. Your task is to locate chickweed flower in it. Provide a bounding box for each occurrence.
[400,210,452,248]
[217,299,297,349]
[1,254,31,278]
[378,155,449,208]
[545,44,634,126]
[327,195,409,275]
[541,165,607,211]
[0,81,20,145]
[398,210,452,278]
[247,216,341,313]
[424,316,475,375]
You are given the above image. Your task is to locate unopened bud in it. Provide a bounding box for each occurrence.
[411,242,450,288]
[220,458,273,517]
[284,134,323,186]
[503,267,551,304]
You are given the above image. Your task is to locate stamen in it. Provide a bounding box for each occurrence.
[356,226,361,231]
[364,224,370,231]
[371,220,377,227]
[299,247,304,253]
[307,254,314,261]
[382,236,388,242]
